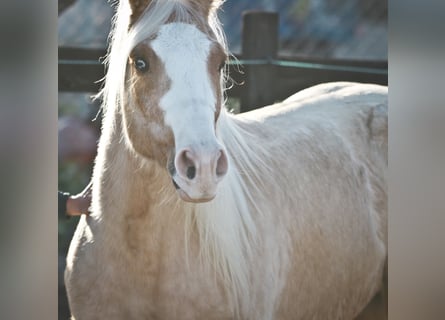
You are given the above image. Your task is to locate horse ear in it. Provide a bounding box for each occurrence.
[128,0,151,25]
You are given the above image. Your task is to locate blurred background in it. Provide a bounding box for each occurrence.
[58,0,387,318]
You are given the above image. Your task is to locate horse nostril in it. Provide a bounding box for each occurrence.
[186,166,196,180]
[175,149,197,181]
[175,147,227,182]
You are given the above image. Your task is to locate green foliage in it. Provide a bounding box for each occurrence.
[58,94,95,255]
[58,162,91,194]
[58,162,92,254]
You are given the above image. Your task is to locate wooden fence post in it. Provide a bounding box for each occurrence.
[240,11,279,112]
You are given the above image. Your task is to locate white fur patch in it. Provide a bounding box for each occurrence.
[151,23,217,150]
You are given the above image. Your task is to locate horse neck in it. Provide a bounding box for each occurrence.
[91,110,179,226]
[91,110,267,315]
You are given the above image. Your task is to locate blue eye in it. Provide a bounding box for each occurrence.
[134,57,148,72]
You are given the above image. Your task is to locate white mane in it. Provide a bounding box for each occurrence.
[187,110,272,314]
[99,0,270,314]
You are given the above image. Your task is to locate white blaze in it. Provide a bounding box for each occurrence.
[151,23,217,150]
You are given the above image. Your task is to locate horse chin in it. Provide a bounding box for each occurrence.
[177,189,216,203]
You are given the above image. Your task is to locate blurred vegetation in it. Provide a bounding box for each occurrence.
[58,94,96,255]
[58,161,92,254]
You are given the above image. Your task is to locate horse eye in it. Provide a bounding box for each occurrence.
[218,61,226,72]
[133,58,148,72]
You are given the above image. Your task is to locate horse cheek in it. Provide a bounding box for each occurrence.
[124,84,173,165]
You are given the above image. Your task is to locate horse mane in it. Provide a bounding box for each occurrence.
[186,111,272,314]
[97,0,270,314]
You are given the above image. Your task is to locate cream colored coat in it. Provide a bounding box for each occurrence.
[65,82,387,320]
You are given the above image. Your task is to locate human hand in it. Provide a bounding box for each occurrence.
[66,181,92,216]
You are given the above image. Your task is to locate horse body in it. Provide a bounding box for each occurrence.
[65,1,387,319]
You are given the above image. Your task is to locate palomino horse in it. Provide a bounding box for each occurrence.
[65,0,387,319]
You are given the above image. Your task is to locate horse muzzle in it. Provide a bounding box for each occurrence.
[169,145,228,203]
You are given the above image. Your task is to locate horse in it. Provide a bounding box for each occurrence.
[65,0,388,319]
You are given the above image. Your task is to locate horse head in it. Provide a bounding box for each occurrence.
[120,0,228,202]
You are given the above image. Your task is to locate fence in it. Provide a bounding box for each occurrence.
[58,11,387,113]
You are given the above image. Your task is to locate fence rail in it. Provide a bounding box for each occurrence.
[58,11,387,112]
